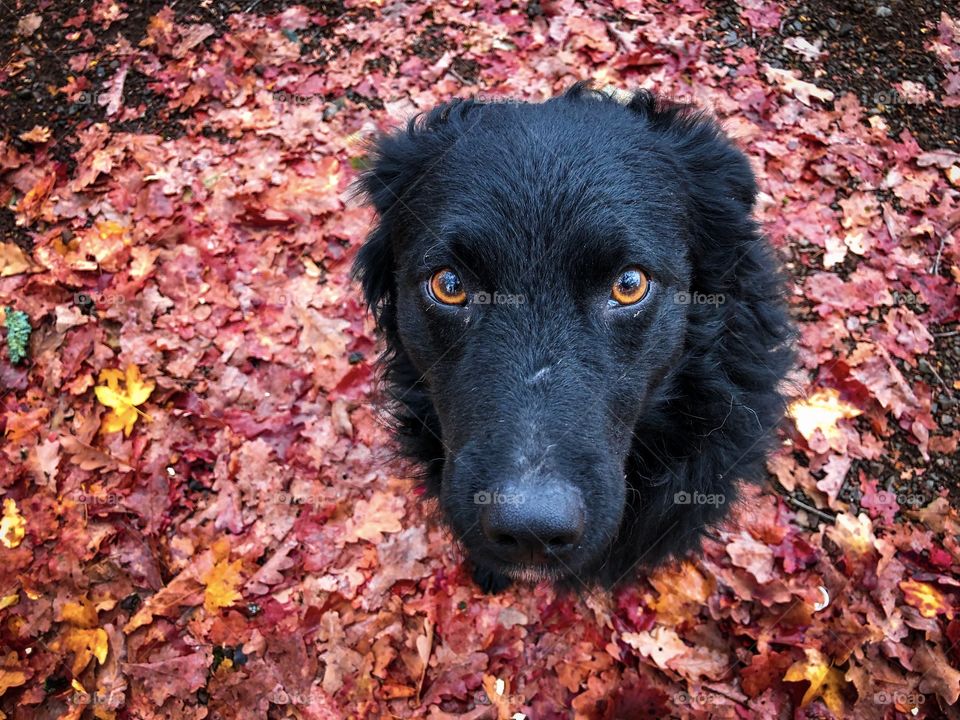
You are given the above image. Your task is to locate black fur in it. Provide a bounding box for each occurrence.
[353,84,794,591]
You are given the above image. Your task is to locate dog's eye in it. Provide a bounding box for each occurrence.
[429,268,468,306]
[610,267,650,306]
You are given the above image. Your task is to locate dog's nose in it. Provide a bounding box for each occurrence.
[480,482,585,563]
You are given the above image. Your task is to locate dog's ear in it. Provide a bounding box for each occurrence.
[351,132,408,329]
[621,90,762,294]
[624,89,757,207]
[353,100,484,328]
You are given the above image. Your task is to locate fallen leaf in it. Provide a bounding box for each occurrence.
[202,557,243,613]
[899,580,952,619]
[789,388,861,443]
[94,364,155,436]
[123,652,208,705]
[18,126,51,143]
[58,627,109,676]
[0,499,26,548]
[783,648,847,715]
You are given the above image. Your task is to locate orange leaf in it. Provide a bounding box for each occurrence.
[58,627,109,676]
[202,557,243,613]
[900,580,952,619]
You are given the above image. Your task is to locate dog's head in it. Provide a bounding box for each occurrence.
[354,85,793,588]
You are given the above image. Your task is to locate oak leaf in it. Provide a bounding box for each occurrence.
[900,580,952,619]
[783,649,846,715]
[0,499,25,548]
[203,557,243,613]
[94,364,155,435]
[59,627,109,676]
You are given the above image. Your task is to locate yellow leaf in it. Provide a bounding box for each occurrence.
[784,648,847,715]
[826,512,876,557]
[900,580,952,619]
[59,627,109,676]
[0,669,27,696]
[0,652,29,697]
[202,557,243,613]
[789,388,861,442]
[94,364,154,435]
[0,594,18,611]
[124,364,154,405]
[59,595,98,628]
[0,243,35,277]
[18,125,51,143]
[0,499,25,548]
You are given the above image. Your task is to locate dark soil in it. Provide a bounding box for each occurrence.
[778,0,958,150]
[705,0,958,150]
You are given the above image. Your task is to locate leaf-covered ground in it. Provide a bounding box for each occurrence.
[1,1,959,718]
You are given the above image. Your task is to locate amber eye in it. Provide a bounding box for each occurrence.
[429,268,467,305]
[610,267,650,306]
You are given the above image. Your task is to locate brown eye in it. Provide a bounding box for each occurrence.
[429,268,467,305]
[610,267,649,306]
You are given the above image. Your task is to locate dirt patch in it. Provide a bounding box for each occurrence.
[778,0,957,150]
[706,0,958,150]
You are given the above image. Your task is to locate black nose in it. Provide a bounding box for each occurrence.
[479,482,585,564]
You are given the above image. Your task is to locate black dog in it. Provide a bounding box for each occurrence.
[354,84,793,593]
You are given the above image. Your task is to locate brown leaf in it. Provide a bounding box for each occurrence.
[123,651,208,705]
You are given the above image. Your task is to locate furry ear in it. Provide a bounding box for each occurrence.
[352,99,486,329]
[621,91,761,290]
[351,134,409,330]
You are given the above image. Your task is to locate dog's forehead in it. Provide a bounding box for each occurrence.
[408,106,689,279]
[435,106,683,219]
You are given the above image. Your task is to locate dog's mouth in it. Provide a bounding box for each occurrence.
[501,562,569,584]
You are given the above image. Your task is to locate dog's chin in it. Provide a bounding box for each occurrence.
[502,563,566,584]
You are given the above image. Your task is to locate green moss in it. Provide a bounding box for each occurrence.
[4,307,31,364]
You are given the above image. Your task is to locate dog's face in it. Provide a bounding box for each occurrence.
[356,87,792,590]
[387,118,693,583]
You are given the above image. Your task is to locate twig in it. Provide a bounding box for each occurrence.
[784,495,836,522]
[922,358,953,397]
[447,68,469,86]
[930,232,946,275]
[933,330,958,338]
